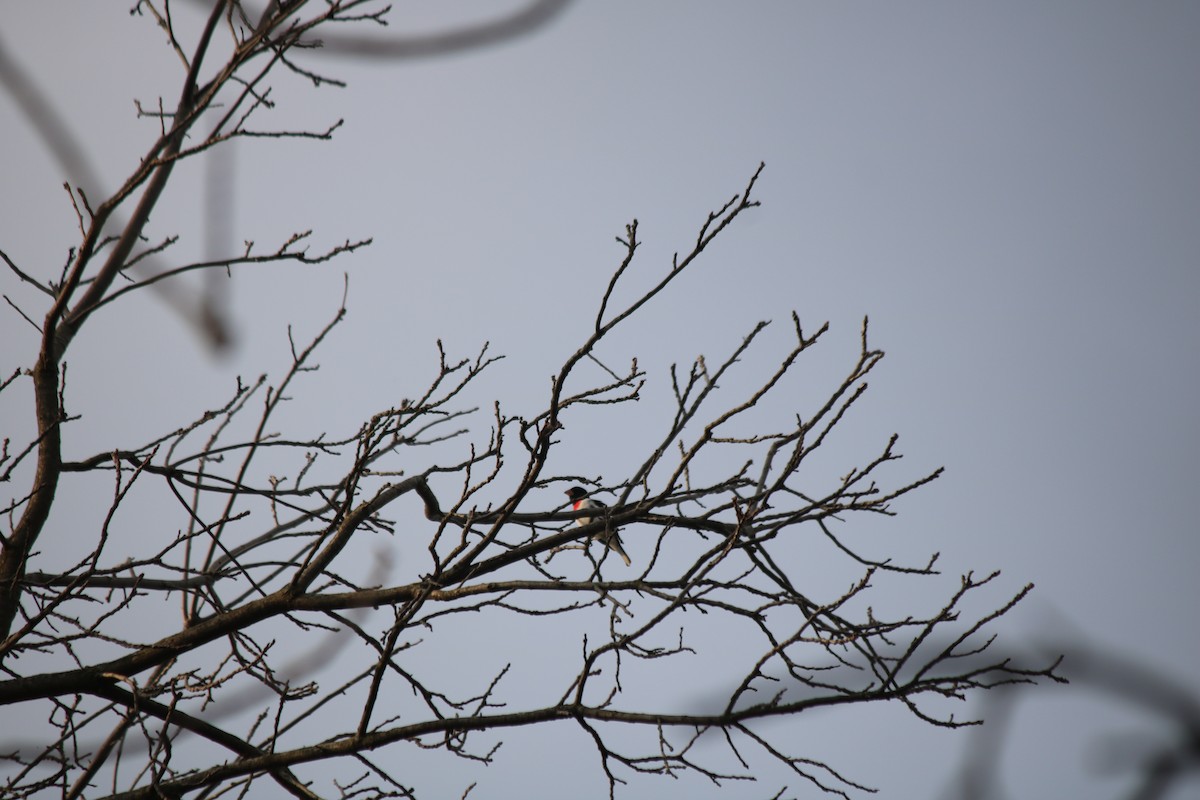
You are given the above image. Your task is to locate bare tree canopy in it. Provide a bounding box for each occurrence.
[1,3,1066,799]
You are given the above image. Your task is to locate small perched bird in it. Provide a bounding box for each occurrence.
[565,486,632,566]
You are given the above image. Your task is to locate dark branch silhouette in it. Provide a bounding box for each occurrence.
[1,4,1066,799]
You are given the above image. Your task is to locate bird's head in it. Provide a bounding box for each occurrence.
[564,486,588,502]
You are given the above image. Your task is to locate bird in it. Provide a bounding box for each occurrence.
[564,486,631,566]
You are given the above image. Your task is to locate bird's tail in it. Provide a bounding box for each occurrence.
[608,534,632,567]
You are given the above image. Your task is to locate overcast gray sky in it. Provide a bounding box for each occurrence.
[2,2,1198,798]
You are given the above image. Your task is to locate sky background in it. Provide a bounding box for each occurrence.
[2,2,1198,798]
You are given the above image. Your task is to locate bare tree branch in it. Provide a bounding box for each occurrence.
[0,6,1063,799]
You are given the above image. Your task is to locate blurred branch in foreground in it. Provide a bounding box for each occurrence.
[946,640,1199,800]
